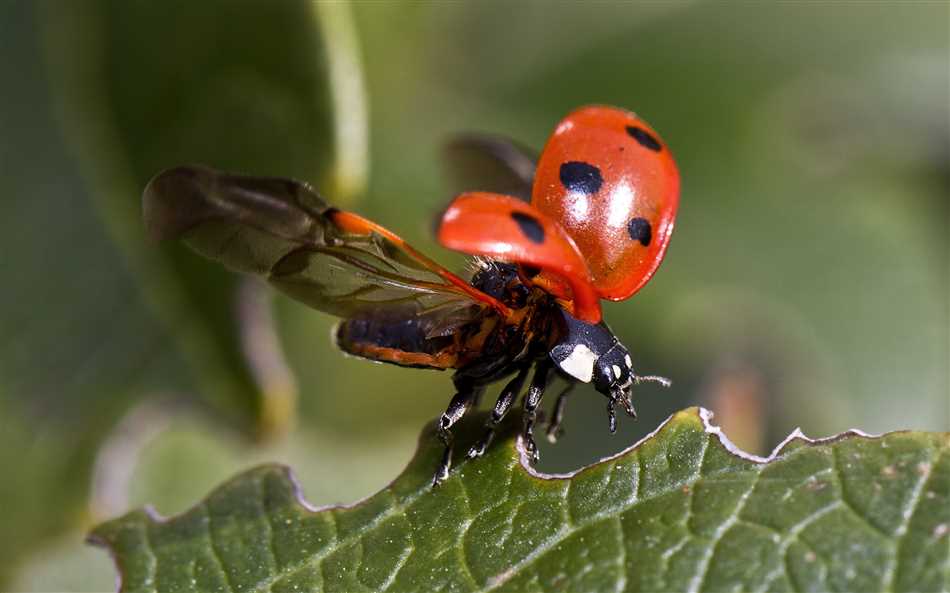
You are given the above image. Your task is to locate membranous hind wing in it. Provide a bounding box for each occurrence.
[144,165,508,369]
[443,134,537,202]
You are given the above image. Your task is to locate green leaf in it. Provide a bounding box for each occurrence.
[90,408,949,592]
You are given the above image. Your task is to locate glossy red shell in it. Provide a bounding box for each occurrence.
[438,192,602,323]
[531,105,680,301]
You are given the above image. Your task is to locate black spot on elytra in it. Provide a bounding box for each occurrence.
[627,217,652,246]
[626,126,662,152]
[559,161,603,194]
[511,211,545,244]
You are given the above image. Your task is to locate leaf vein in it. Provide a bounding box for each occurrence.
[253,489,425,592]
[830,446,893,540]
[454,478,481,591]
[686,466,758,593]
[139,514,159,593]
[880,446,939,592]
[614,515,628,593]
[380,544,413,592]
[482,466,710,592]
[756,500,842,593]
[255,475,280,578]
[204,502,237,593]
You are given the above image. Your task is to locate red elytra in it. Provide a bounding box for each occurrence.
[438,192,601,323]
[532,105,680,302]
[439,105,680,319]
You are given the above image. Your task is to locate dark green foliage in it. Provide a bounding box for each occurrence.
[91,408,950,592]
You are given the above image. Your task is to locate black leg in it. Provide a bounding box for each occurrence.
[606,399,618,434]
[433,385,480,486]
[618,390,637,419]
[522,360,553,463]
[468,365,530,459]
[545,382,575,443]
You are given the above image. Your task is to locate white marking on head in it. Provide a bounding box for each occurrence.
[612,365,622,379]
[624,354,632,368]
[559,344,596,383]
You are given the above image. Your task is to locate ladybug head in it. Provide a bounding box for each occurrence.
[549,310,630,396]
[591,342,634,397]
[550,309,671,413]
[593,343,672,418]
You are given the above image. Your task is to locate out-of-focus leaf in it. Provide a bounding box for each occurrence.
[10,413,419,591]
[91,408,949,592]
[10,536,114,593]
[0,1,192,584]
[39,0,367,437]
[0,0,369,585]
[461,0,950,440]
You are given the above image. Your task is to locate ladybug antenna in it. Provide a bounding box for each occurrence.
[634,374,672,388]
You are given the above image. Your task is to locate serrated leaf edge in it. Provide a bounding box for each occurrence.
[516,406,888,481]
[88,406,941,593]
[92,406,882,533]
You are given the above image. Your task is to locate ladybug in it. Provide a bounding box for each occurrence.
[143,105,680,485]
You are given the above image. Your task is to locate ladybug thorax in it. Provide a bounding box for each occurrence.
[531,106,680,302]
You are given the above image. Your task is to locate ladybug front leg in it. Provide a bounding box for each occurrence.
[433,384,483,486]
[522,359,553,464]
[606,388,634,435]
[606,399,618,434]
[468,365,531,460]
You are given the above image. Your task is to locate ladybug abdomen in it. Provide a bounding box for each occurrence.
[335,314,462,369]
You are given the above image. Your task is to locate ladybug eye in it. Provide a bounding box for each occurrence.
[559,161,603,194]
[625,126,662,152]
[627,217,652,246]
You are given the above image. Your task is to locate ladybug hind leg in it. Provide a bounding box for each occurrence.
[433,383,484,486]
[467,364,531,460]
[521,359,553,464]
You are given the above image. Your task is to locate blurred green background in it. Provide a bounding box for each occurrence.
[1,1,947,590]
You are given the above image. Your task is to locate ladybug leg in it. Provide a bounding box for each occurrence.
[606,399,618,434]
[545,382,575,444]
[433,384,482,486]
[467,365,531,459]
[606,387,631,433]
[521,359,553,464]
[617,389,638,420]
